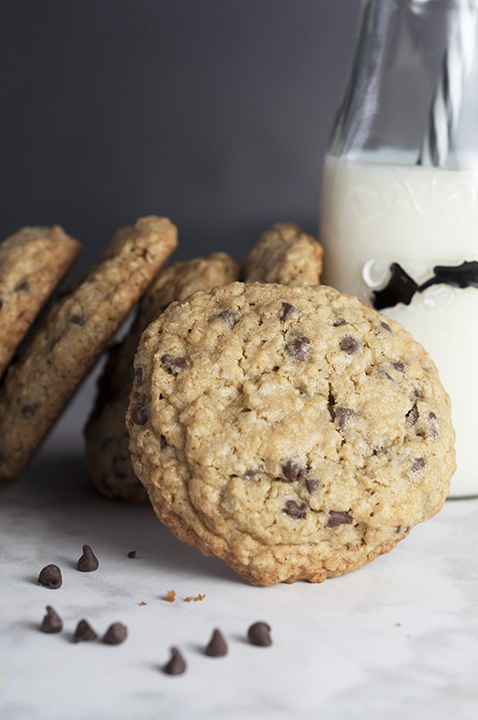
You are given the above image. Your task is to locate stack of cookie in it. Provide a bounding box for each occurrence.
[88,219,454,586]
[0,217,456,586]
[85,221,323,503]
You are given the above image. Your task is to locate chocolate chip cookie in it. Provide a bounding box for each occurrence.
[0,225,81,378]
[0,216,177,482]
[242,222,323,285]
[127,282,455,585]
[85,253,240,502]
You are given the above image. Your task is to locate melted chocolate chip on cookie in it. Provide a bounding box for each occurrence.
[282,459,306,481]
[283,500,308,518]
[340,337,359,355]
[161,354,189,373]
[327,511,353,528]
[20,403,38,418]
[280,302,295,322]
[217,309,237,328]
[286,336,311,362]
[131,404,149,426]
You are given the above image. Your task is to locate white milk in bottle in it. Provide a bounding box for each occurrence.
[321,152,478,496]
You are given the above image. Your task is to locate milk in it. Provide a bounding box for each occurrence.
[320,152,478,497]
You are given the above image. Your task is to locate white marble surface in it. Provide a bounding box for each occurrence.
[2,375,478,720]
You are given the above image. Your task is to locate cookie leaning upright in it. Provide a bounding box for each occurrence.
[242,222,323,285]
[0,216,177,482]
[0,226,81,378]
[127,282,455,585]
[85,252,240,503]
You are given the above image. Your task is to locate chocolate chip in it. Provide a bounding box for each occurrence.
[127,550,136,558]
[0,298,3,310]
[280,302,295,322]
[286,336,311,362]
[281,459,305,481]
[73,619,97,643]
[244,468,259,478]
[77,545,99,572]
[161,354,189,373]
[205,628,228,657]
[406,404,419,425]
[160,435,167,450]
[217,309,237,328]
[15,280,29,292]
[333,318,347,327]
[40,606,63,633]
[380,321,392,332]
[335,407,354,430]
[21,403,38,418]
[163,647,187,675]
[69,314,85,326]
[327,511,353,528]
[283,500,308,518]
[411,457,426,473]
[340,337,359,354]
[305,478,318,494]
[131,404,149,426]
[135,367,143,386]
[38,564,62,589]
[103,622,128,645]
[248,622,272,647]
[429,412,436,419]
[393,362,405,373]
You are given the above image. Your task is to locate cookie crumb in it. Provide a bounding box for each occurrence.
[194,594,205,602]
[139,601,147,606]
[165,590,176,602]
[127,550,136,558]
[184,597,193,603]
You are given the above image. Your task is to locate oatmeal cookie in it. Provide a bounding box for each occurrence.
[127,282,455,585]
[85,253,240,502]
[0,216,177,482]
[0,226,81,378]
[242,222,323,285]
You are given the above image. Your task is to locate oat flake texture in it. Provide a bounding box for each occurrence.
[127,282,455,585]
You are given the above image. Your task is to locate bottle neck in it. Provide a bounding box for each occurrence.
[328,0,478,168]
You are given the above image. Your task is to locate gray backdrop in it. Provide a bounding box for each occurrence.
[1,0,359,273]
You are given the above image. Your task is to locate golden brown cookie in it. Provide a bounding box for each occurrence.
[0,226,81,378]
[85,253,240,502]
[242,222,323,285]
[127,282,455,585]
[0,216,177,482]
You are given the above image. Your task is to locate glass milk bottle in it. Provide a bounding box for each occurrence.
[320,0,478,497]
